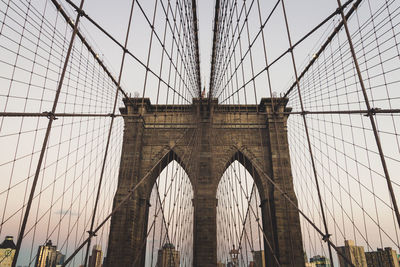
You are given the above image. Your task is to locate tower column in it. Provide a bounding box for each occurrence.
[193,195,217,266]
[106,105,150,266]
[265,99,304,267]
[193,98,218,266]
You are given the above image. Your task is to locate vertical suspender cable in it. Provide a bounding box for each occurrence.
[335,0,400,230]
[82,0,137,265]
[11,0,86,266]
[280,0,334,264]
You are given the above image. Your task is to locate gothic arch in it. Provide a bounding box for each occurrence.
[216,148,282,266]
[142,147,195,200]
[217,148,271,202]
[145,157,194,267]
[216,157,266,264]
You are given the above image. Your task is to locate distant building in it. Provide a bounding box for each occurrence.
[365,247,400,267]
[252,250,266,267]
[310,255,331,267]
[156,243,180,267]
[229,245,239,267]
[305,251,316,267]
[305,263,317,267]
[337,240,367,267]
[0,236,16,267]
[55,251,64,267]
[88,245,103,267]
[35,240,64,267]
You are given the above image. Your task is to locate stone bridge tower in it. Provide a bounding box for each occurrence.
[105,97,304,267]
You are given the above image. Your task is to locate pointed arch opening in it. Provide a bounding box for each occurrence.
[144,158,194,267]
[216,159,266,266]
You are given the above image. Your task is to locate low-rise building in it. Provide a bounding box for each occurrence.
[337,240,367,267]
[365,247,399,267]
[310,255,331,267]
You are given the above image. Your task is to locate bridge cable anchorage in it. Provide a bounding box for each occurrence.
[364,108,381,117]
[42,111,58,120]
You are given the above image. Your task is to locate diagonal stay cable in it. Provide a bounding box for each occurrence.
[225,165,281,266]
[335,0,400,230]
[278,0,362,106]
[82,0,136,265]
[61,0,192,103]
[219,0,357,104]
[11,0,86,266]
[49,0,135,105]
[214,0,355,100]
[234,145,356,267]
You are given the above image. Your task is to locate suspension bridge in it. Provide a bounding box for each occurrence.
[0,0,399,266]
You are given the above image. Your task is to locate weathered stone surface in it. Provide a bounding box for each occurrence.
[106,98,304,267]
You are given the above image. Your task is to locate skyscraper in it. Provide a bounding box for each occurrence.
[35,240,64,267]
[88,245,103,267]
[156,243,180,267]
[365,247,400,267]
[0,236,16,267]
[337,240,367,267]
